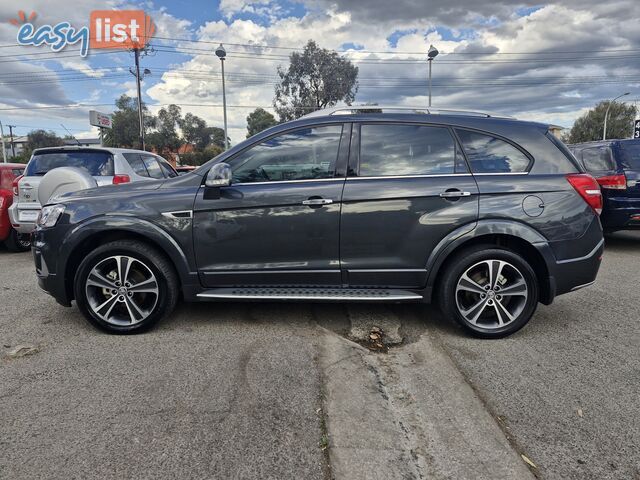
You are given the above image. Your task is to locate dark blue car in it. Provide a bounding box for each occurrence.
[569,139,640,232]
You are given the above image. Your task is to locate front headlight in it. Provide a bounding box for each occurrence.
[38,204,66,228]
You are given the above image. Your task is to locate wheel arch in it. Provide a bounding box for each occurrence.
[61,217,196,303]
[425,220,556,305]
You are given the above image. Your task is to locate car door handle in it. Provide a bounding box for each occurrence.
[439,190,471,198]
[302,198,333,206]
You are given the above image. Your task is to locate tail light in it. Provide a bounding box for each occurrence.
[112,174,130,185]
[596,174,626,190]
[12,174,23,196]
[566,173,603,215]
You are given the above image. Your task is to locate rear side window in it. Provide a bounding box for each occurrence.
[359,124,463,176]
[619,143,640,170]
[25,151,114,177]
[580,147,615,173]
[123,153,150,177]
[157,158,178,178]
[456,129,530,173]
[141,155,164,179]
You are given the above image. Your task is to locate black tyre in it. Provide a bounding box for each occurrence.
[438,246,539,338]
[73,240,179,334]
[5,229,31,252]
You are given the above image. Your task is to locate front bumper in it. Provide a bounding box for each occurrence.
[8,203,39,234]
[32,227,72,307]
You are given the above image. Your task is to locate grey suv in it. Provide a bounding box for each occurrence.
[32,107,604,338]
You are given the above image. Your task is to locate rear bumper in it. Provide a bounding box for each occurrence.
[601,196,640,230]
[8,203,39,234]
[550,238,604,298]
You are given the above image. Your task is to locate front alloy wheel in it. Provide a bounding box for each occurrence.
[85,255,159,326]
[74,240,178,333]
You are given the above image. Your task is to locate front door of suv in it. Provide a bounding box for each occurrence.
[193,123,349,287]
[340,122,479,288]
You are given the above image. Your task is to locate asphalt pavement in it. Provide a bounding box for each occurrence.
[1,231,639,479]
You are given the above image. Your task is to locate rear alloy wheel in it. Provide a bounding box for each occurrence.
[74,241,178,333]
[439,247,539,338]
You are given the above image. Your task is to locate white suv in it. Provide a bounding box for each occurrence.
[9,146,177,234]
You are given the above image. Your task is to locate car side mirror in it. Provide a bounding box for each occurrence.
[205,163,232,188]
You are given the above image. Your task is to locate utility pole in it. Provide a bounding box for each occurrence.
[0,120,7,163]
[133,48,145,150]
[7,125,16,158]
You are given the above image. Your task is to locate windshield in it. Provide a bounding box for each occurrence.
[25,151,114,176]
[619,143,640,170]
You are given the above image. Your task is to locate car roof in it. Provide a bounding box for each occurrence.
[569,139,640,147]
[0,163,25,169]
[32,146,161,155]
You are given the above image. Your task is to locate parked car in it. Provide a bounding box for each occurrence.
[9,147,178,234]
[567,139,640,233]
[32,106,604,338]
[0,163,30,251]
[175,165,197,175]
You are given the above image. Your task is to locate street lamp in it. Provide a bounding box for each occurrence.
[427,44,439,107]
[215,44,229,150]
[603,92,630,140]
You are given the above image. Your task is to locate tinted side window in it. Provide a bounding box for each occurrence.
[141,155,164,179]
[456,129,530,173]
[123,153,150,177]
[157,157,178,178]
[359,124,460,176]
[581,147,615,173]
[231,125,342,183]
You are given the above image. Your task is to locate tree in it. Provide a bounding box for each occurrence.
[246,108,277,137]
[147,104,183,155]
[273,40,359,122]
[26,129,63,151]
[565,101,637,144]
[104,94,155,149]
[179,112,208,150]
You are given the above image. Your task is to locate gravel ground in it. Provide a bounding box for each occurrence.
[1,232,639,479]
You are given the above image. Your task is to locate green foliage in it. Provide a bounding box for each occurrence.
[178,145,224,166]
[246,107,277,138]
[274,40,359,122]
[18,129,64,159]
[147,104,183,155]
[104,94,155,149]
[565,101,637,144]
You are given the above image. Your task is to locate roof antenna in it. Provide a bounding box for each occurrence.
[60,123,80,145]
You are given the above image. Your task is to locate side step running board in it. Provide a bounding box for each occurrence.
[197,287,422,302]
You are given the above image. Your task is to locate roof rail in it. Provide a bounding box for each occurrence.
[300,105,515,119]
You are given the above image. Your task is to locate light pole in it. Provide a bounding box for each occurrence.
[603,92,630,140]
[427,44,439,107]
[216,44,229,150]
[0,120,6,163]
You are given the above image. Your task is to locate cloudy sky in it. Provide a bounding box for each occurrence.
[0,0,638,144]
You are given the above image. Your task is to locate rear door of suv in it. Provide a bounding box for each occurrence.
[340,121,479,288]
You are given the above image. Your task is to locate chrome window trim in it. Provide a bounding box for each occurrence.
[472,172,530,176]
[200,177,345,187]
[346,173,473,181]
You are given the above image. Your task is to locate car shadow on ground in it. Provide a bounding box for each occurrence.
[604,230,640,252]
